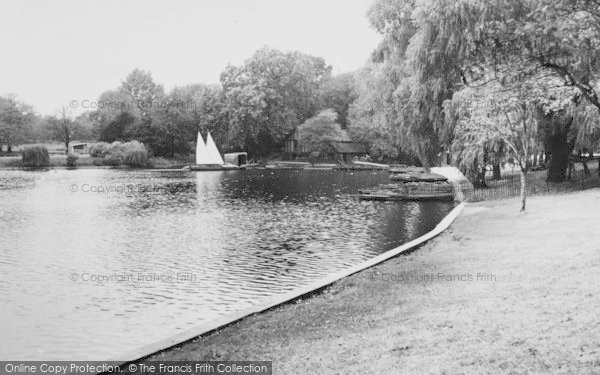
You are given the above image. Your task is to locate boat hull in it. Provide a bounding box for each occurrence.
[187,164,239,171]
[358,191,454,201]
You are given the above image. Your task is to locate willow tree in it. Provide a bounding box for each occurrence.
[347,63,404,161]
[447,77,576,211]
[366,0,483,170]
[460,0,600,181]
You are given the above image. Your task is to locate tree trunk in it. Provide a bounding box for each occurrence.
[547,135,570,182]
[520,169,527,212]
[64,131,70,155]
[545,114,574,182]
[582,160,590,176]
[492,163,501,180]
[470,162,487,188]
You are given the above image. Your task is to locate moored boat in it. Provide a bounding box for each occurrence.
[358,179,455,201]
[358,190,454,201]
[188,131,241,171]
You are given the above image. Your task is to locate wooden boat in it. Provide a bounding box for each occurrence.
[389,172,448,183]
[187,164,239,171]
[358,190,454,201]
[336,161,390,171]
[273,161,311,169]
[358,181,454,201]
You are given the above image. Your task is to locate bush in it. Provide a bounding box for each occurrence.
[66,153,78,167]
[88,142,111,157]
[123,141,149,168]
[22,146,50,168]
[124,149,149,168]
[106,141,127,159]
[102,155,122,166]
[93,140,148,167]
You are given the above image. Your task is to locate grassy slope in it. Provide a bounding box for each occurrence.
[142,190,600,374]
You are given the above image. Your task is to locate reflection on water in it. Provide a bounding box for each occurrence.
[0,169,455,360]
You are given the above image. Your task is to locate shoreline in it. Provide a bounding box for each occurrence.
[131,190,600,374]
[110,204,464,365]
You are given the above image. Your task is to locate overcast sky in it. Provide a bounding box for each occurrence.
[0,0,380,116]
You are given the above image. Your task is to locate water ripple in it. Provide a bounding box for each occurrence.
[0,169,454,360]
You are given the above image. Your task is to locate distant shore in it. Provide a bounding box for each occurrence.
[0,155,387,171]
[0,154,192,170]
[138,189,600,374]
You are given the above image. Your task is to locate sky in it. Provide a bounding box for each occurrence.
[0,0,381,116]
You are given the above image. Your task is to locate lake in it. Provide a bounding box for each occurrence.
[0,168,455,360]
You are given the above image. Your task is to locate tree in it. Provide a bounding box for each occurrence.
[220,47,332,156]
[45,107,83,154]
[347,63,406,161]
[457,0,600,181]
[92,89,140,141]
[119,69,165,148]
[298,109,345,155]
[446,77,573,211]
[364,0,600,180]
[319,73,358,129]
[365,0,482,169]
[150,84,225,157]
[120,68,165,120]
[99,111,137,143]
[222,84,269,155]
[89,69,187,156]
[0,95,35,153]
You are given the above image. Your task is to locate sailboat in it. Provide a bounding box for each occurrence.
[205,132,225,165]
[189,131,238,171]
[195,131,210,165]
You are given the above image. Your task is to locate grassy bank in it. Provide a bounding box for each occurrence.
[137,190,600,374]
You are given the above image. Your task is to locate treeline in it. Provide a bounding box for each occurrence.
[4,0,600,191]
[353,0,600,189]
[0,47,368,159]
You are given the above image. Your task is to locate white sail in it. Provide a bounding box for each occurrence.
[195,131,210,165]
[205,131,224,165]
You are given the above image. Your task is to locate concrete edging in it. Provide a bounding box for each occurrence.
[109,202,466,365]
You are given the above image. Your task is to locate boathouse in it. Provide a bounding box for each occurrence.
[326,132,368,162]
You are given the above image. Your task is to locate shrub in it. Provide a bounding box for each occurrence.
[102,155,122,166]
[123,141,149,168]
[124,149,149,168]
[66,153,78,167]
[22,146,50,167]
[90,140,149,167]
[106,141,127,159]
[88,142,111,157]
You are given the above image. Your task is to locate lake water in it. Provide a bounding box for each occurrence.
[0,169,455,360]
